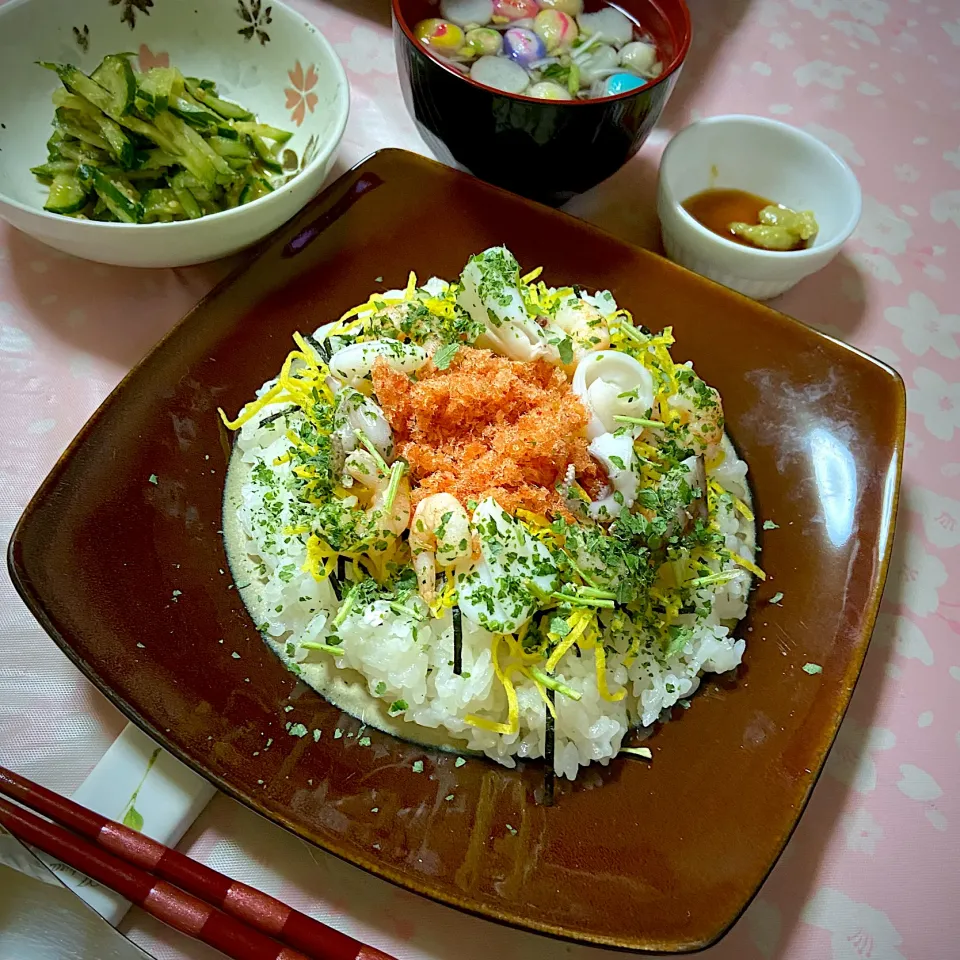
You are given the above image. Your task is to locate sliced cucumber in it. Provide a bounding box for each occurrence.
[170,171,203,220]
[90,55,136,116]
[185,76,218,94]
[57,139,110,166]
[54,108,110,150]
[51,89,96,113]
[137,148,178,170]
[91,196,118,222]
[117,114,181,158]
[232,121,293,144]
[141,188,183,223]
[40,62,119,119]
[208,136,254,159]
[43,173,88,214]
[248,133,283,174]
[89,112,134,168]
[168,95,221,129]
[46,129,67,158]
[135,67,182,116]
[184,79,253,121]
[153,111,217,189]
[31,160,78,181]
[77,164,142,223]
[174,116,235,180]
[238,175,274,205]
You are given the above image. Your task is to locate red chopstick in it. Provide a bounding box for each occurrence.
[0,795,311,960]
[0,767,393,960]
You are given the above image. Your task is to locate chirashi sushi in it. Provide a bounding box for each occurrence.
[220,246,758,781]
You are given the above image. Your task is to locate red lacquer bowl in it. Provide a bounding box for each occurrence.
[393,0,692,205]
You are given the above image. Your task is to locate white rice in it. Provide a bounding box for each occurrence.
[223,345,755,781]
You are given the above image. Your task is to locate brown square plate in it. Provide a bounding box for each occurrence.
[8,149,904,952]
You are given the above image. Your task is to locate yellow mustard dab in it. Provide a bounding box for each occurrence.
[729,205,819,251]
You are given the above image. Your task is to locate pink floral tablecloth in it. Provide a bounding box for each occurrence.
[2,1,959,958]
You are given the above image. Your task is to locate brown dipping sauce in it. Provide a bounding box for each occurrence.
[682,188,811,251]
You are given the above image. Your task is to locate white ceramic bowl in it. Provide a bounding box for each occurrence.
[0,0,349,268]
[657,115,861,300]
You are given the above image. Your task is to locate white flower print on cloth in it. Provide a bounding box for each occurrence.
[909,367,960,442]
[334,26,395,75]
[942,145,960,170]
[831,20,880,44]
[825,720,896,793]
[942,18,960,46]
[931,190,960,231]
[841,0,890,26]
[888,531,948,617]
[872,613,934,665]
[885,292,960,358]
[0,323,33,354]
[893,163,920,183]
[912,486,960,549]
[803,887,906,960]
[791,0,833,18]
[903,430,924,460]
[855,196,914,255]
[804,123,864,164]
[897,763,942,801]
[853,251,902,285]
[841,807,884,854]
[869,344,900,368]
[794,60,855,90]
[792,0,889,24]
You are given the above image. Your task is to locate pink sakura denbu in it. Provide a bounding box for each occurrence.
[138,44,169,71]
[285,60,319,128]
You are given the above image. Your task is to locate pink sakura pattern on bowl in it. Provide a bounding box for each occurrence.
[137,43,169,71]
[285,60,318,128]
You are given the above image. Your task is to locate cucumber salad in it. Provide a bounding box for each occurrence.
[31,55,294,223]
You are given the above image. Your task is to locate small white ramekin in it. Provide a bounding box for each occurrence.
[657,115,862,301]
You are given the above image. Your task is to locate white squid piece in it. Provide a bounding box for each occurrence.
[572,350,655,440]
[458,246,557,363]
[328,338,428,386]
[586,431,638,520]
[457,498,558,635]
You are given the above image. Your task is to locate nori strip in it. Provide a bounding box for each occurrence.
[329,555,347,601]
[543,688,556,806]
[257,405,295,428]
[304,332,331,362]
[452,606,463,675]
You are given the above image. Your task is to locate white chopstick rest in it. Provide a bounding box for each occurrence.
[38,724,216,924]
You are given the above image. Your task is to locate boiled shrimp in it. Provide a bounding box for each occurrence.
[408,493,471,604]
[552,296,611,360]
[333,387,394,462]
[344,450,411,540]
[667,371,724,460]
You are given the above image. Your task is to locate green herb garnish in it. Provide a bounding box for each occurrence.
[432,342,459,370]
